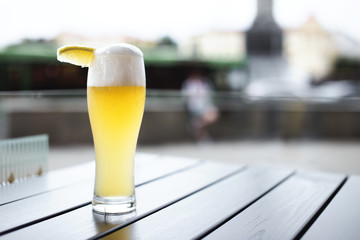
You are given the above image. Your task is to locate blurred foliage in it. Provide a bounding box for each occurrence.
[156,36,177,47]
[0,38,246,91]
[0,39,57,62]
[0,38,244,68]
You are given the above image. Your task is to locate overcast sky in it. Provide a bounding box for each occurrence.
[1,0,359,47]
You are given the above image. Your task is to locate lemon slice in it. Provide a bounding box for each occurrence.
[57,45,95,67]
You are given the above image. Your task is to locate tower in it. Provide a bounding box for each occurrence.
[246,0,282,55]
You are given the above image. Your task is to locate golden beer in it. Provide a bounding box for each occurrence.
[88,86,145,197]
[87,44,146,214]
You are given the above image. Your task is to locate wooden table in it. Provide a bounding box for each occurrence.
[0,153,359,239]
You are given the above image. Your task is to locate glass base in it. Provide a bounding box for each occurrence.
[92,194,136,214]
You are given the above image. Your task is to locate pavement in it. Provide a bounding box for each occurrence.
[48,140,360,175]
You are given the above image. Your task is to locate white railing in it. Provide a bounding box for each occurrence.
[0,134,48,185]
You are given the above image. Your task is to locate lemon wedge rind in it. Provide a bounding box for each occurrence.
[57,45,95,67]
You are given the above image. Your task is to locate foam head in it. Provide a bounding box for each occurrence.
[87,44,146,87]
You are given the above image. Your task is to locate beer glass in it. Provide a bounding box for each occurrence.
[87,44,146,214]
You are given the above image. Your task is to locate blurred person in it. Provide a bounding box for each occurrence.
[182,71,219,142]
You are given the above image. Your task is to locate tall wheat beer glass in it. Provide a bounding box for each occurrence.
[87,44,146,214]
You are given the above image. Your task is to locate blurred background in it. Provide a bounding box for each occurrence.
[0,0,359,174]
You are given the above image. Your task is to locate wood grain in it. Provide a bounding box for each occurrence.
[0,153,199,236]
[0,153,182,205]
[0,162,94,206]
[1,161,242,239]
[103,167,294,240]
[204,170,345,240]
[301,175,360,240]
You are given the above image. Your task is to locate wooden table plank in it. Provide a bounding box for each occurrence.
[204,170,346,240]
[0,162,94,206]
[135,154,201,186]
[0,153,198,206]
[0,153,149,205]
[0,154,199,236]
[0,181,93,235]
[301,175,360,240]
[0,161,242,239]
[103,167,294,240]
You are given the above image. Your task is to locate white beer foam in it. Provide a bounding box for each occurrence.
[87,44,146,87]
